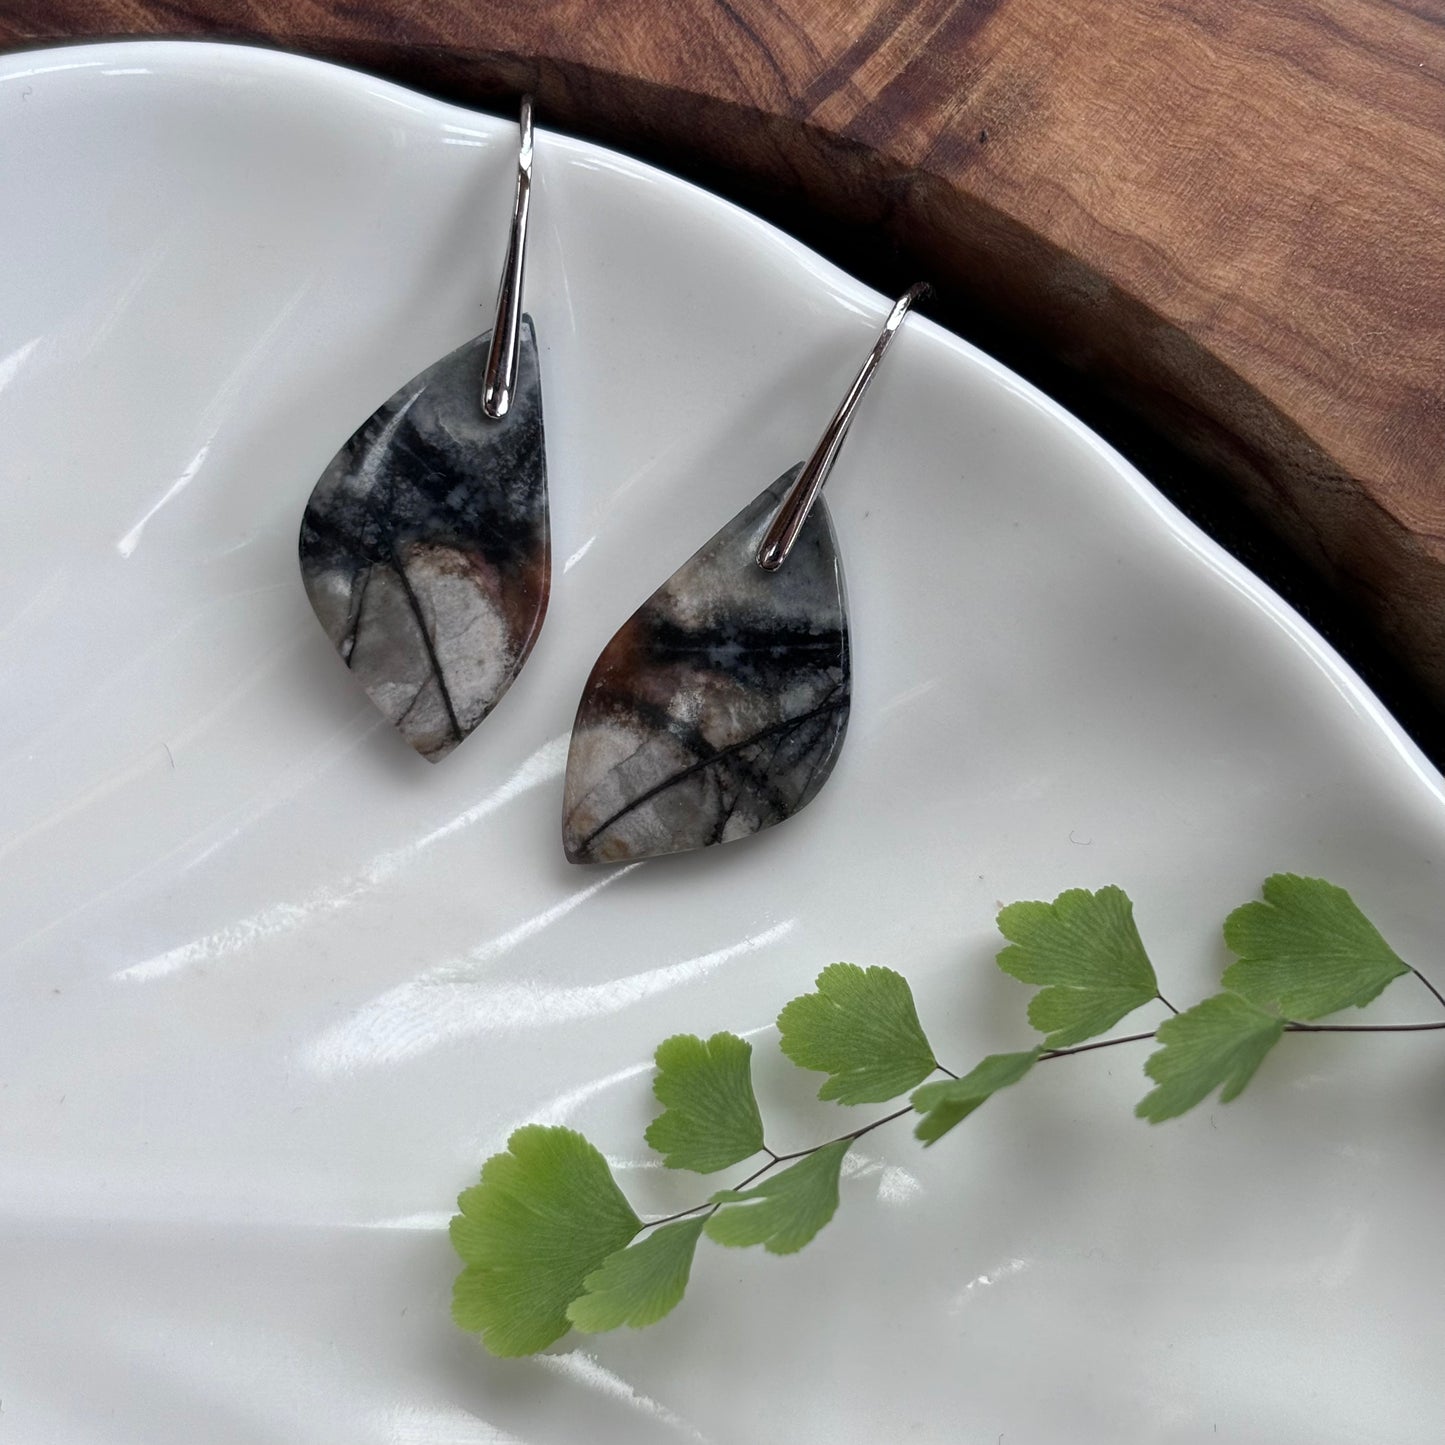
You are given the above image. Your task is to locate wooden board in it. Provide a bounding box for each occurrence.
[6,0,1445,754]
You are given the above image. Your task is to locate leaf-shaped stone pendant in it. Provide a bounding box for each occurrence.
[562,466,850,863]
[299,318,548,762]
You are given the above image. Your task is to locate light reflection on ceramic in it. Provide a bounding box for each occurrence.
[304,917,794,1074]
[3,40,1445,1445]
[110,734,570,984]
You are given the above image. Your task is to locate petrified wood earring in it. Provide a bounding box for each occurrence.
[562,285,928,863]
[299,98,547,762]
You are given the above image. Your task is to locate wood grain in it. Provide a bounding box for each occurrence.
[5,0,1445,751]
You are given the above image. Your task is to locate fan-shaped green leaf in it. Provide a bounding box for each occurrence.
[1136,994,1285,1123]
[568,1217,706,1333]
[451,1125,640,1356]
[997,886,1159,1048]
[705,1140,850,1254]
[645,1032,766,1173]
[1223,874,1409,1019]
[777,964,936,1104]
[911,1049,1042,1145]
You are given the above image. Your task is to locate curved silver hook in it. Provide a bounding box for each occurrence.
[756,283,929,571]
[481,95,535,420]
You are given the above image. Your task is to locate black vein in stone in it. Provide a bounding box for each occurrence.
[786,706,843,808]
[576,692,847,852]
[593,687,738,791]
[578,683,817,833]
[390,547,463,744]
[393,678,430,729]
[720,716,808,826]
[343,564,375,669]
[711,724,790,845]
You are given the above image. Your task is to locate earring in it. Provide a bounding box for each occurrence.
[298,98,547,762]
[562,286,927,864]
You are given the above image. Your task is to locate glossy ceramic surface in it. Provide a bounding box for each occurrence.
[2,42,1443,1445]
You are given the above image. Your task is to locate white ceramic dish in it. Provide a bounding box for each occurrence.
[2,41,1443,1445]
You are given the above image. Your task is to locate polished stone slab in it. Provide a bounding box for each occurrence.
[299,319,548,761]
[563,466,850,862]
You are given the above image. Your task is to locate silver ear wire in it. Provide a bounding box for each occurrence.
[481,95,535,420]
[756,283,929,570]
